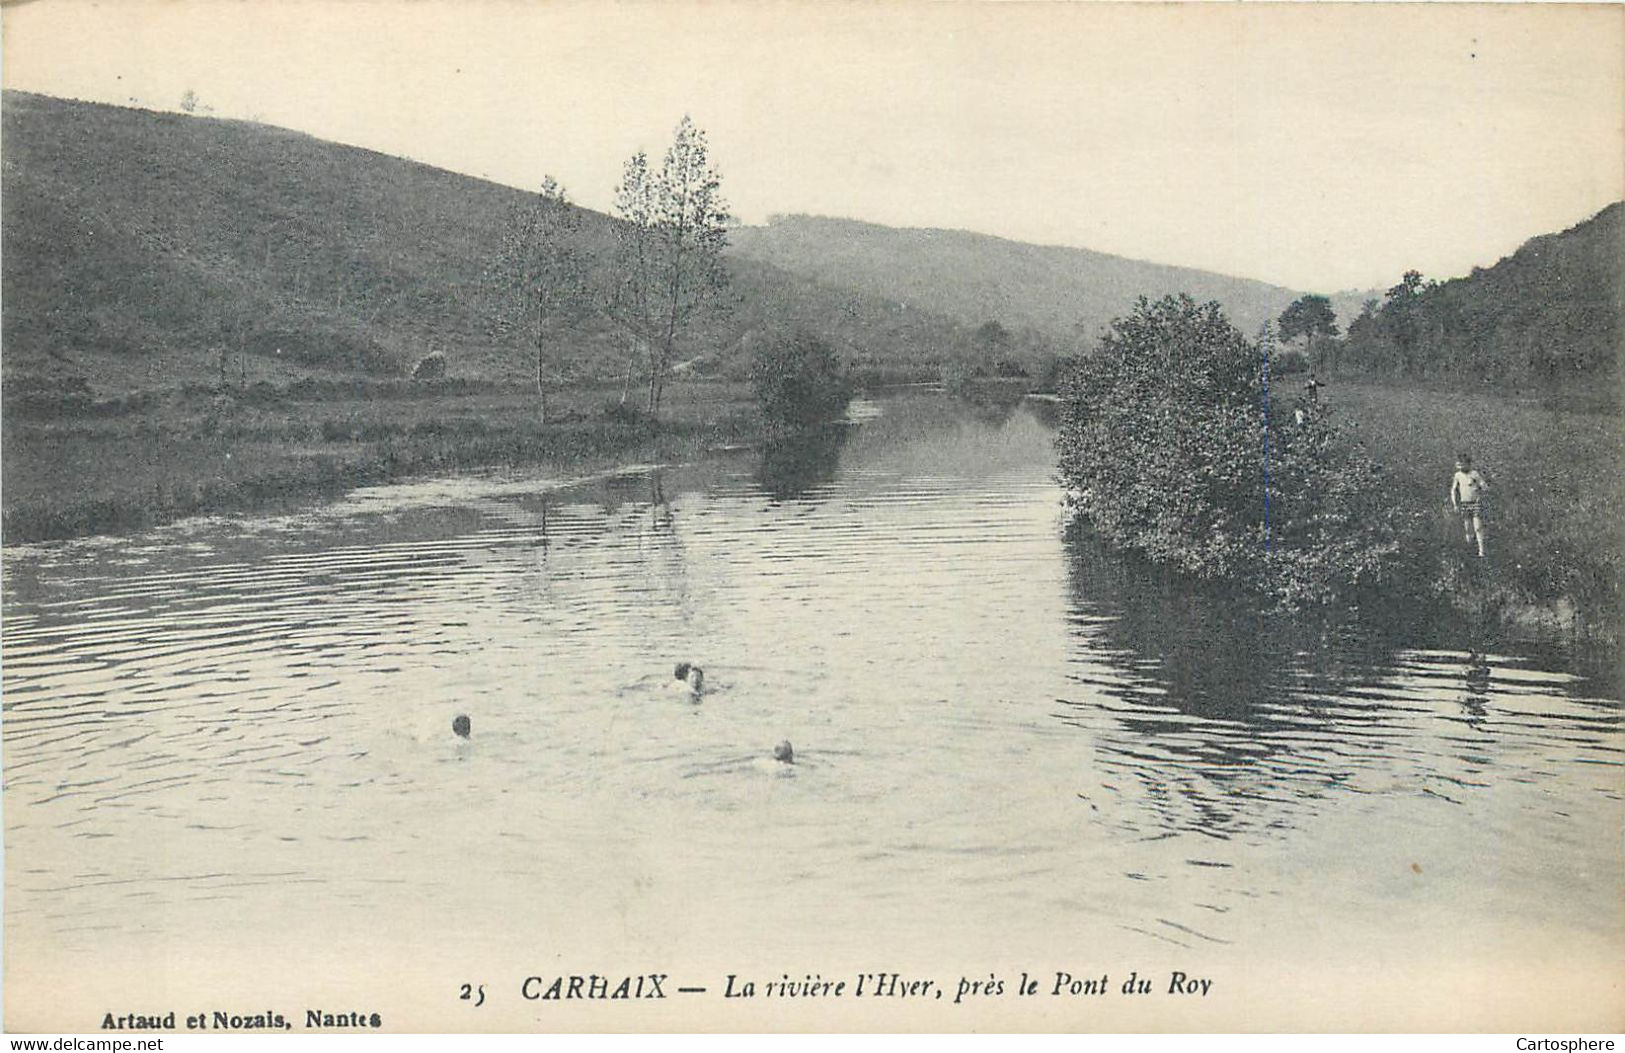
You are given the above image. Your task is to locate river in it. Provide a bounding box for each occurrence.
[3,392,1619,1030]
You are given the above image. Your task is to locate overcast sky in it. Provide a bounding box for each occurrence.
[4,1,1621,293]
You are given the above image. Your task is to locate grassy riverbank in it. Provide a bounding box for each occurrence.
[2,380,757,543]
[1329,378,1622,645]
[8,369,1618,655]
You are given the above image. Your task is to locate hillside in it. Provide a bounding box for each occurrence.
[0,91,967,394]
[1338,202,1623,386]
[8,90,1608,401]
[728,214,1320,343]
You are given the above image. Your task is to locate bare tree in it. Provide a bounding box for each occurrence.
[485,176,589,423]
[608,151,659,405]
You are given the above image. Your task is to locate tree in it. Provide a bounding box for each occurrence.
[607,151,659,405]
[750,330,852,430]
[607,116,731,417]
[1382,269,1427,374]
[973,319,1029,377]
[1313,205,1620,388]
[974,319,1011,353]
[1276,294,1339,351]
[1342,298,1387,373]
[485,176,590,423]
[1056,295,1399,607]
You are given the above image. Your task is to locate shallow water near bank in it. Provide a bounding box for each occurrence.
[4,392,1620,1028]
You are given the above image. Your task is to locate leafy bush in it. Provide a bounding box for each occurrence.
[412,352,447,381]
[751,330,852,430]
[1056,295,1401,607]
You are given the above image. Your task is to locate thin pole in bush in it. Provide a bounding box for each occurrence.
[1258,325,1272,551]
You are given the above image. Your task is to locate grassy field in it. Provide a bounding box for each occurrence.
[1325,377,1622,644]
[1,380,757,543]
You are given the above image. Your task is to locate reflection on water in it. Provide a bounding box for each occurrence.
[1056,523,1621,955]
[3,392,1620,982]
[755,424,849,501]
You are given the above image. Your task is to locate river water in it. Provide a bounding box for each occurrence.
[4,392,1620,1030]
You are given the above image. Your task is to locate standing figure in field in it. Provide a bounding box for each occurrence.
[1303,371,1323,404]
[1449,452,1489,558]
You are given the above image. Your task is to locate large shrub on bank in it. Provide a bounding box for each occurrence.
[1057,295,1400,607]
[751,330,853,430]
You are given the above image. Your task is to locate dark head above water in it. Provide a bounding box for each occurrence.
[674,662,704,692]
[773,740,794,764]
[452,714,471,739]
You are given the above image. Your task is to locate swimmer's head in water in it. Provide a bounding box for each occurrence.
[689,666,704,689]
[674,662,692,681]
[773,740,794,763]
[452,714,471,738]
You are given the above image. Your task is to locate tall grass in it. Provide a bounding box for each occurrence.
[1330,379,1622,644]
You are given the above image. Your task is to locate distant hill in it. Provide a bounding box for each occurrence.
[9,91,1602,400]
[728,214,1325,343]
[0,91,967,393]
[1338,202,1622,386]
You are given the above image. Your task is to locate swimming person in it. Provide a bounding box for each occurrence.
[452,714,471,738]
[672,662,705,699]
[773,740,794,764]
[1449,452,1489,558]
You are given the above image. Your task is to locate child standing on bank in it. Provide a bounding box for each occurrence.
[1449,453,1489,558]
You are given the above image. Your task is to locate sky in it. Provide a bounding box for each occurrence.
[3,0,1621,293]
